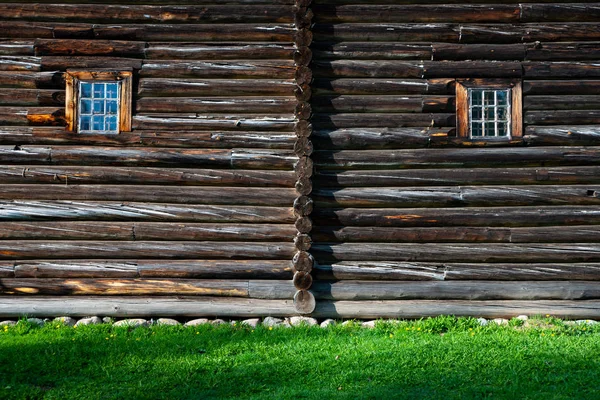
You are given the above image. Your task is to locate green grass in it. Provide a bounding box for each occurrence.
[1,316,600,399]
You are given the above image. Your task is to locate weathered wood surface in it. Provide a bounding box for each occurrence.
[311,300,600,319]
[0,185,297,206]
[41,56,142,71]
[139,78,296,97]
[0,201,295,223]
[312,4,520,23]
[312,225,600,244]
[0,165,296,186]
[312,60,423,78]
[0,40,34,56]
[145,43,295,60]
[12,259,292,279]
[525,96,600,111]
[312,78,454,95]
[525,111,600,126]
[0,56,41,71]
[523,62,600,79]
[0,241,295,260]
[524,126,600,146]
[313,206,600,228]
[0,147,296,168]
[133,115,296,131]
[432,43,525,61]
[311,113,454,129]
[34,39,146,57]
[525,42,600,61]
[0,71,61,89]
[312,243,600,263]
[521,4,600,22]
[315,262,600,282]
[0,222,296,241]
[313,147,600,169]
[312,186,600,208]
[0,89,64,106]
[0,296,297,318]
[313,23,458,42]
[459,24,600,44]
[524,80,600,96]
[136,97,296,114]
[312,42,432,60]
[0,4,294,24]
[311,96,454,114]
[140,60,296,79]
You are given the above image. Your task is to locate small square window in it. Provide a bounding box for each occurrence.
[456,80,522,139]
[65,70,132,134]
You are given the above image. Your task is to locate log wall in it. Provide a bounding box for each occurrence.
[0,0,304,317]
[307,0,600,319]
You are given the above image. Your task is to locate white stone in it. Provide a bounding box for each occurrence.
[515,315,529,321]
[362,320,377,328]
[113,319,148,328]
[341,320,356,327]
[75,316,102,327]
[576,319,598,325]
[102,317,113,324]
[288,316,318,327]
[320,319,336,328]
[492,318,509,325]
[476,318,488,326]
[53,317,76,326]
[156,318,180,326]
[241,318,260,328]
[184,318,209,326]
[262,317,283,327]
[0,320,16,326]
[26,318,45,326]
[211,319,227,326]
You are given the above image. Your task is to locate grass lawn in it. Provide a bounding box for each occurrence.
[1,316,600,399]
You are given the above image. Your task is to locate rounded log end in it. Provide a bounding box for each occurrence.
[293,271,313,290]
[295,216,313,234]
[295,177,313,196]
[293,194,314,217]
[292,251,314,273]
[293,289,316,314]
[294,234,313,252]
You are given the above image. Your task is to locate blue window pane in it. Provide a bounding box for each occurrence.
[106,83,119,99]
[471,90,483,106]
[106,116,118,131]
[106,100,118,114]
[484,91,495,105]
[485,122,495,136]
[92,115,104,131]
[81,82,92,98]
[485,107,494,119]
[471,123,482,137]
[93,100,104,114]
[93,83,105,98]
[497,90,508,106]
[498,123,508,137]
[80,115,91,131]
[497,107,508,120]
[472,107,482,120]
[80,99,92,114]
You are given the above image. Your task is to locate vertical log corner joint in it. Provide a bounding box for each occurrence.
[292,0,315,315]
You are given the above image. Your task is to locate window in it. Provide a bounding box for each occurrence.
[65,70,132,134]
[456,79,522,139]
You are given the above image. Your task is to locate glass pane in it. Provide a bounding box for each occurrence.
[80,99,92,114]
[472,107,482,120]
[106,100,118,114]
[92,115,104,131]
[471,90,483,106]
[497,90,508,106]
[93,83,105,98]
[484,91,495,105]
[80,82,92,98]
[106,83,119,99]
[471,122,482,137]
[93,100,104,114]
[80,115,91,131]
[485,107,495,119]
[484,122,496,136]
[497,107,508,120]
[106,116,118,131]
[498,122,508,137]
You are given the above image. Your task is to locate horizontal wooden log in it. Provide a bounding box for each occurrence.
[312,185,600,208]
[0,107,65,126]
[311,42,431,60]
[0,21,93,40]
[0,262,13,278]
[311,96,454,114]
[312,300,600,319]
[313,205,600,228]
[0,4,293,24]
[0,56,41,72]
[0,296,297,318]
[311,113,454,129]
[313,4,520,23]
[309,281,600,301]
[432,43,525,61]
[523,80,600,96]
[0,165,296,186]
[0,71,60,89]
[312,128,440,150]
[136,97,296,114]
[523,62,600,79]
[140,60,295,79]
[314,262,600,281]
[0,185,297,206]
[0,201,295,223]
[315,166,600,187]
[0,278,251,297]
[41,56,142,71]
[133,115,296,131]
[34,39,145,58]
[139,78,296,97]
[0,146,296,169]
[312,243,600,263]
[145,43,294,60]
[312,78,454,96]
[423,61,522,78]
[312,60,423,78]
[0,89,63,106]
[460,24,600,44]
[521,4,600,22]
[14,259,292,279]
[312,225,600,244]
[0,222,296,241]
[0,241,295,260]
[525,111,600,126]
[313,147,600,169]
[0,40,34,56]
[525,42,600,61]
[525,96,600,111]
[313,23,458,42]
[524,126,600,146]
